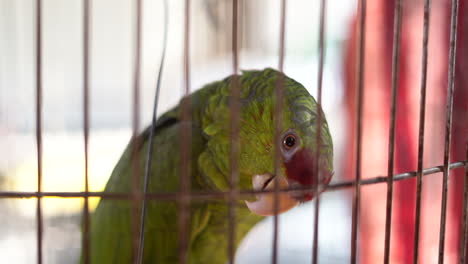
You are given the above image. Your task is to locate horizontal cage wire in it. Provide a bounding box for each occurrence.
[0,0,467,264]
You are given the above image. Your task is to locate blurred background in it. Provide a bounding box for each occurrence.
[1,0,468,263]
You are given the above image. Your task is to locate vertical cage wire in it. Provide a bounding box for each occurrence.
[459,143,468,263]
[272,1,287,263]
[383,0,404,263]
[438,0,460,262]
[413,0,432,263]
[350,0,366,263]
[178,0,192,263]
[137,1,168,263]
[312,0,327,262]
[227,0,240,263]
[35,0,44,263]
[130,0,143,262]
[81,0,91,263]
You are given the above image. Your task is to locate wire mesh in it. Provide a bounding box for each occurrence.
[0,0,467,263]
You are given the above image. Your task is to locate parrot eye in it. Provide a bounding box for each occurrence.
[280,130,300,162]
[283,134,297,150]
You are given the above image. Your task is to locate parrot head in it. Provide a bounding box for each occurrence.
[198,68,334,216]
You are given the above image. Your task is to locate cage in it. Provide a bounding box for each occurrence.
[0,0,467,263]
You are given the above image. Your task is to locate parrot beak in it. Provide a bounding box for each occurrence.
[245,174,299,216]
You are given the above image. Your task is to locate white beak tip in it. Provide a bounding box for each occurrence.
[245,198,298,216]
[245,174,299,216]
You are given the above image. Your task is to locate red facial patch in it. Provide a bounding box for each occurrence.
[284,148,318,186]
[304,193,313,201]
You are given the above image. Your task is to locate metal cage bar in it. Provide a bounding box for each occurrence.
[413,0,432,263]
[272,1,287,263]
[459,143,468,263]
[137,1,168,263]
[178,1,192,263]
[438,0,460,262]
[130,0,143,262]
[227,0,240,263]
[383,0,404,262]
[312,0,327,263]
[35,0,44,263]
[0,161,466,200]
[82,0,91,263]
[350,0,366,263]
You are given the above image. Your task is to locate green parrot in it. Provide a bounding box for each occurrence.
[84,68,333,264]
